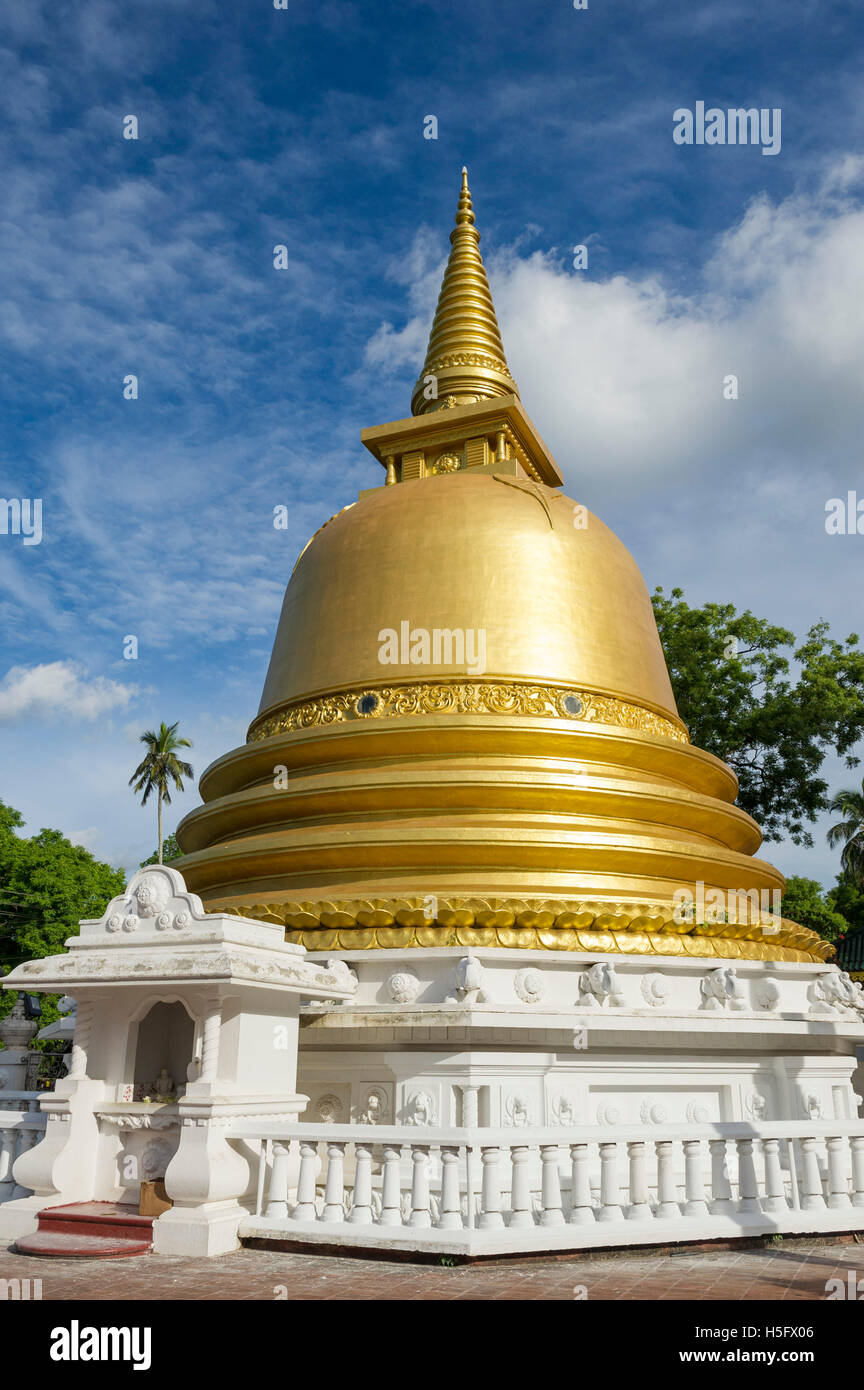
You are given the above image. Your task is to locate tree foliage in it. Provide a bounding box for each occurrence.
[652,588,864,844]
[779,876,849,946]
[139,832,182,866]
[0,799,126,1027]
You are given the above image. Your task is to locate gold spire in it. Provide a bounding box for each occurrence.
[411,168,519,415]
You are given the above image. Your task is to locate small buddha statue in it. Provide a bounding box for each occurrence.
[152,1067,176,1101]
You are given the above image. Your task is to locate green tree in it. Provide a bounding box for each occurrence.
[828,872,864,935]
[0,799,125,1029]
[826,779,864,883]
[779,876,849,946]
[139,832,182,867]
[129,722,193,865]
[652,588,864,844]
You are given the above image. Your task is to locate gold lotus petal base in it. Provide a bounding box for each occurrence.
[221,896,832,963]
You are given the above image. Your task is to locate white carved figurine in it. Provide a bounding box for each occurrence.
[445,955,486,1005]
[577,961,625,1009]
[700,966,745,1012]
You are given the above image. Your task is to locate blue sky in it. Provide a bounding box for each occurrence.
[0,0,862,885]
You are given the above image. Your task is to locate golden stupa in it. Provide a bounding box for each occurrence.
[176,171,829,966]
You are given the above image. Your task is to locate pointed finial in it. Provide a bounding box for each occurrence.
[410,169,518,415]
[456,166,475,226]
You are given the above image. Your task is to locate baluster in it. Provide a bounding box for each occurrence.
[597,1141,623,1222]
[761,1138,788,1212]
[293,1140,319,1220]
[569,1143,595,1224]
[479,1146,504,1229]
[255,1139,269,1217]
[799,1136,826,1211]
[0,1127,19,1200]
[683,1138,709,1218]
[409,1145,432,1228]
[264,1140,291,1220]
[507,1145,533,1228]
[379,1145,403,1226]
[826,1135,851,1210]
[437,1146,463,1229]
[736,1138,761,1214]
[655,1140,680,1219]
[349,1143,373,1223]
[851,1136,864,1209]
[322,1141,346,1223]
[709,1139,734,1215]
[540,1143,565,1226]
[626,1140,651,1221]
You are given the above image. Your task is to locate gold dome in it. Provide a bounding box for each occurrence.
[176,172,829,965]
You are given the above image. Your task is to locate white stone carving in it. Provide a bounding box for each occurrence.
[806,1094,822,1119]
[745,1092,768,1120]
[406,1091,436,1126]
[577,962,625,1009]
[550,1093,579,1125]
[640,972,670,1007]
[357,1086,390,1125]
[596,1104,621,1125]
[686,1102,710,1123]
[387,969,420,1004]
[445,955,486,1005]
[754,979,781,1011]
[640,1101,668,1124]
[514,967,544,1004]
[700,966,746,1012]
[503,1093,532,1127]
[315,1094,344,1123]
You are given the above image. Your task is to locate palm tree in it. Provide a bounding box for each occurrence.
[826,779,864,884]
[128,722,194,865]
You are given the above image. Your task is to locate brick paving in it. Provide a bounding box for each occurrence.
[1,1236,862,1300]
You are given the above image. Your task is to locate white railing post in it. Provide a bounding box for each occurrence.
[293,1139,319,1220]
[255,1139,269,1217]
[598,1141,624,1222]
[349,1143,374,1223]
[508,1145,533,1228]
[0,1126,19,1201]
[264,1139,291,1220]
[540,1143,565,1227]
[825,1135,851,1210]
[479,1146,504,1229]
[761,1138,788,1213]
[625,1140,651,1221]
[322,1141,346,1223]
[655,1140,679,1219]
[437,1146,463,1229]
[380,1144,403,1226]
[409,1145,432,1228]
[736,1138,761,1214]
[683,1138,709,1218]
[851,1135,864,1209]
[569,1142,595,1224]
[709,1138,733,1215]
[799,1136,827,1211]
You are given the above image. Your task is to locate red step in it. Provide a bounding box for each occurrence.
[15,1202,153,1258]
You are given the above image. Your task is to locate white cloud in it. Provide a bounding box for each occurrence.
[371,161,864,494]
[0,661,137,722]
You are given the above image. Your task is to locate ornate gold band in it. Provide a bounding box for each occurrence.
[222,896,831,963]
[248,681,689,744]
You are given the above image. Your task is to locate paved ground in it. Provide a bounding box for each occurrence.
[1,1236,862,1300]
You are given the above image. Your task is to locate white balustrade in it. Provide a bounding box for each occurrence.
[0,1097,46,1202]
[229,1119,864,1254]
